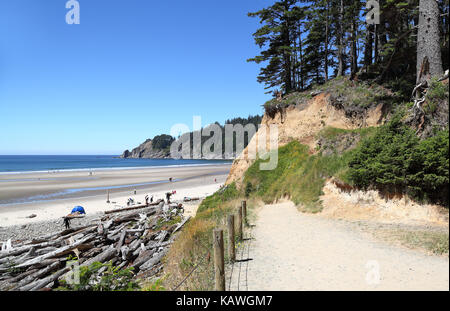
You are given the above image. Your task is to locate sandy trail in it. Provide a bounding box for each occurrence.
[227,202,449,291]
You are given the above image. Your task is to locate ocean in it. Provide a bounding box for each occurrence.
[0,155,231,174]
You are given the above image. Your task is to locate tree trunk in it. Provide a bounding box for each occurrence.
[377,0,387,61]
[374,24,379,62]
[298,25,304,90]
[282,1,293,93]
[350,19,358,79]
[324,0,330,82]
[364,24,373,68]
[337,0,345,76]
[416,0,443,83]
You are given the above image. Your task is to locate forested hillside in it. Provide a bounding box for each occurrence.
[122,115,262,159]
[247,0,448,93]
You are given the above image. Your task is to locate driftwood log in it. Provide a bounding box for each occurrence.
[0,200,191,291]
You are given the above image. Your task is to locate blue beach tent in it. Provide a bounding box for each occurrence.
[71,206,86,214]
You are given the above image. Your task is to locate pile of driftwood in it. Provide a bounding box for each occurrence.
[0,200,190,291]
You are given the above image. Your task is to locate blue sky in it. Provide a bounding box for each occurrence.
[0,0,273,155]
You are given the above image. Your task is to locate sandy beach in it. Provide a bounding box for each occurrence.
[0,164,231,228]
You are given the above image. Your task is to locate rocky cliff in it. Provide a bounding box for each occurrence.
[226,78,392,187]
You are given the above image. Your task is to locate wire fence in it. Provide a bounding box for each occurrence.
[171,201,251,291]
[171,247,211,291]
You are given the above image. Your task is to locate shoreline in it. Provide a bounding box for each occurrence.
[0,161,232,176]
[0,164,231,229]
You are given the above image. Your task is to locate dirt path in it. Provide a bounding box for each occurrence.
[226,202,449,291]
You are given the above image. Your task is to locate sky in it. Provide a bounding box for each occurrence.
[0,0,274,155]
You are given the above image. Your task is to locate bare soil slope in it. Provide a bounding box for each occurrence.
[226,92,385,187]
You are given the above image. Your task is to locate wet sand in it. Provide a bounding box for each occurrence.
[0,164,231,227]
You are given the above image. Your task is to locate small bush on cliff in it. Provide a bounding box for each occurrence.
[348,116,449,206]
[408,130,449,205]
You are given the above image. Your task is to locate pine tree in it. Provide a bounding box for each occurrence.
[248,0,299,93]
[336,0,345,77]
[247,0,447,93]
[302,2,328,85]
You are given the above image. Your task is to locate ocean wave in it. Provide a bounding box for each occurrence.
[0,162,231,175]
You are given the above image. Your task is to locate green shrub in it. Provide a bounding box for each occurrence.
[427,78,448,101]
[348,116,449,206]
[408,130,449,205]
[347,116,419,191]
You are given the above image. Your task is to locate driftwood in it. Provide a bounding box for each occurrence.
[63,215,86,220]
[23,267,70,291]
[172,216,191,235]
[116,231,127,256]
[81,247,117,267]
[132,249,156,269]
[104,199,163,215]
[12,261,62,290]
[0,198,189,291]
[183,197,200,202]
[139,250,168,271]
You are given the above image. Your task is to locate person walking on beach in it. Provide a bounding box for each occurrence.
[64,218,71,230]
[166,191,176,204]
[166,192,172,204]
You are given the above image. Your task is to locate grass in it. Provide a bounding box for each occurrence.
[315,126,379,156]
[154,215,182,231]
[162,182,258,291]
[243,140,353,213]
[376,228,449,256]
[318,126,377,141]
[197,183,239,213]
[263,77,402,116]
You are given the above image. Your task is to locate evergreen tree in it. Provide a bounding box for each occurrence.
[247,0,448,93]
[248,0,299,93]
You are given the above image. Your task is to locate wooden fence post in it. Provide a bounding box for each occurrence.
[237,206,243,241]
[213,229,225,291]
[227,215,235,262]
[106,190,110,203]
[242,200,247,226]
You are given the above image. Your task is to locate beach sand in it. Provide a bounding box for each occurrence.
[0,164,231,228]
